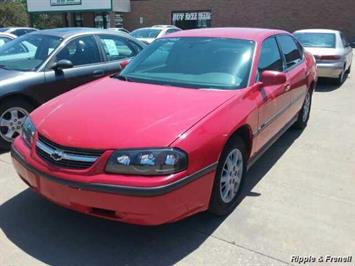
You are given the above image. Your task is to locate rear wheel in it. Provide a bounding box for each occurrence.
[336,66,346,85]
[0,99,34,150]
[294,90,312,129]
[209,136,246,216]
[346,64,351,74]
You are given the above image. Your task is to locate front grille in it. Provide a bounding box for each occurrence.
[36,135,103,170]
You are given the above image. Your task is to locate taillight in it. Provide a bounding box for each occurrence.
[314,55,341,60]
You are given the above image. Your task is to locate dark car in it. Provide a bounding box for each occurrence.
[0,28,145,149]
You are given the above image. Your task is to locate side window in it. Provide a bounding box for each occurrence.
[98,35,136,61]
[128,40,143,54]
[166,29,180,35]
[277,35,302,69]
[13,29,27,37]
[258,37,283,75]
[56,36,101,66]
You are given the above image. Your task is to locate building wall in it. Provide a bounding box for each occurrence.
[123,0,355,40]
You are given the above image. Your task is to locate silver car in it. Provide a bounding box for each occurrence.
[294,29,353,84]
[0,32,16,47]
[130,25,182,44]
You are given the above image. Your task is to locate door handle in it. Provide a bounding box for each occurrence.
[284,83,291,92]
[93,70,105,78]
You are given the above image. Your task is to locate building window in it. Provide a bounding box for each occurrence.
[73,13,83,27]
[114,13,124,27]
[94,13,110,28]
[172,11,211,30]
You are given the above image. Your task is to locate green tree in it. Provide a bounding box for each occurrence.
[0,0,29,27]
[31,13,64,29]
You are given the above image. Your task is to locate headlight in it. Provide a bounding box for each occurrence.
[22,117,36,146]
[105,148,188,176]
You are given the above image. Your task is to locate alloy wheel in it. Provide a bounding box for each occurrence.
[220,148,244,203]
[0,107,29,142]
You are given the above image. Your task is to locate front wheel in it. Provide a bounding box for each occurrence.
[0,99,34,150]
[209,136,246,216]
[294,90,312,130]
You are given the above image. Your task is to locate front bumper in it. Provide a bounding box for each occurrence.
[11,138,217,225]
[316,61,344,78]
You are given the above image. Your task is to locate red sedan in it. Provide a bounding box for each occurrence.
[11,28,317,225]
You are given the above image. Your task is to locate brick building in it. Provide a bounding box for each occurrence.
[123,0,355,40]
[26,0,355,40]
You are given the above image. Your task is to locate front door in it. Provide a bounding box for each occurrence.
[43,35,105,102]
[255,37,291,151]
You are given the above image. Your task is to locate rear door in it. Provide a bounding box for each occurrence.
[276,34,308,119]
[96,34,142,75]
[255,36,290,151]
[43,35,105,102]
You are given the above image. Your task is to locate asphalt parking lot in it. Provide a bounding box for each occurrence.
[1,66,355,265]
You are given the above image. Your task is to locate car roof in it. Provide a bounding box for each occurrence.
[294,29,340,34]
[5,27,37,30]
[152,25,179,29]
[30,27,137,40]
[162,27,289,41]
[0,32,16,39]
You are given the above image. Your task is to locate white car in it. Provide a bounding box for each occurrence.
[0,27,38,37]
[130,25,181,44]
[108,28,130,34]
[0,33,16,47]
[294,29,353,85]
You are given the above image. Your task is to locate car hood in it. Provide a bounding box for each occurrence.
[33,77,237,150]
[0,68,23,85]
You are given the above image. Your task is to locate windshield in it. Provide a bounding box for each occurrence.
[120,37,255,90]
[0,28,9,32]
[294,33,336,48]
[131,29,161,39]
[0,34,62,71]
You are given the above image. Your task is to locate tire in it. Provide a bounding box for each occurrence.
[336,66,346,86]
[294,89,312,130]
[346,64,351,74]
[209,136,247,216]
[0,99,34,150]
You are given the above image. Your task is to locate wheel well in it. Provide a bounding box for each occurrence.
[228,125,253,160]
[0,94,39,109]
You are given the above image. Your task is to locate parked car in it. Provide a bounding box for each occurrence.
[11,28,316,225]
[130,25,181,44]
[108,27,130,34]
[0,27,145,149]
[0,32,16,47]
[294,29,353,84]
[0,27,38,37]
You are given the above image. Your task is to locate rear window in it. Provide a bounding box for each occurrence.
[131,29,161,39]
[294,33,336,48]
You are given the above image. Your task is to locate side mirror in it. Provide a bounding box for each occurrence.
[261,70,287,87]
[119,60,130,70]
[51,59,73,71]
